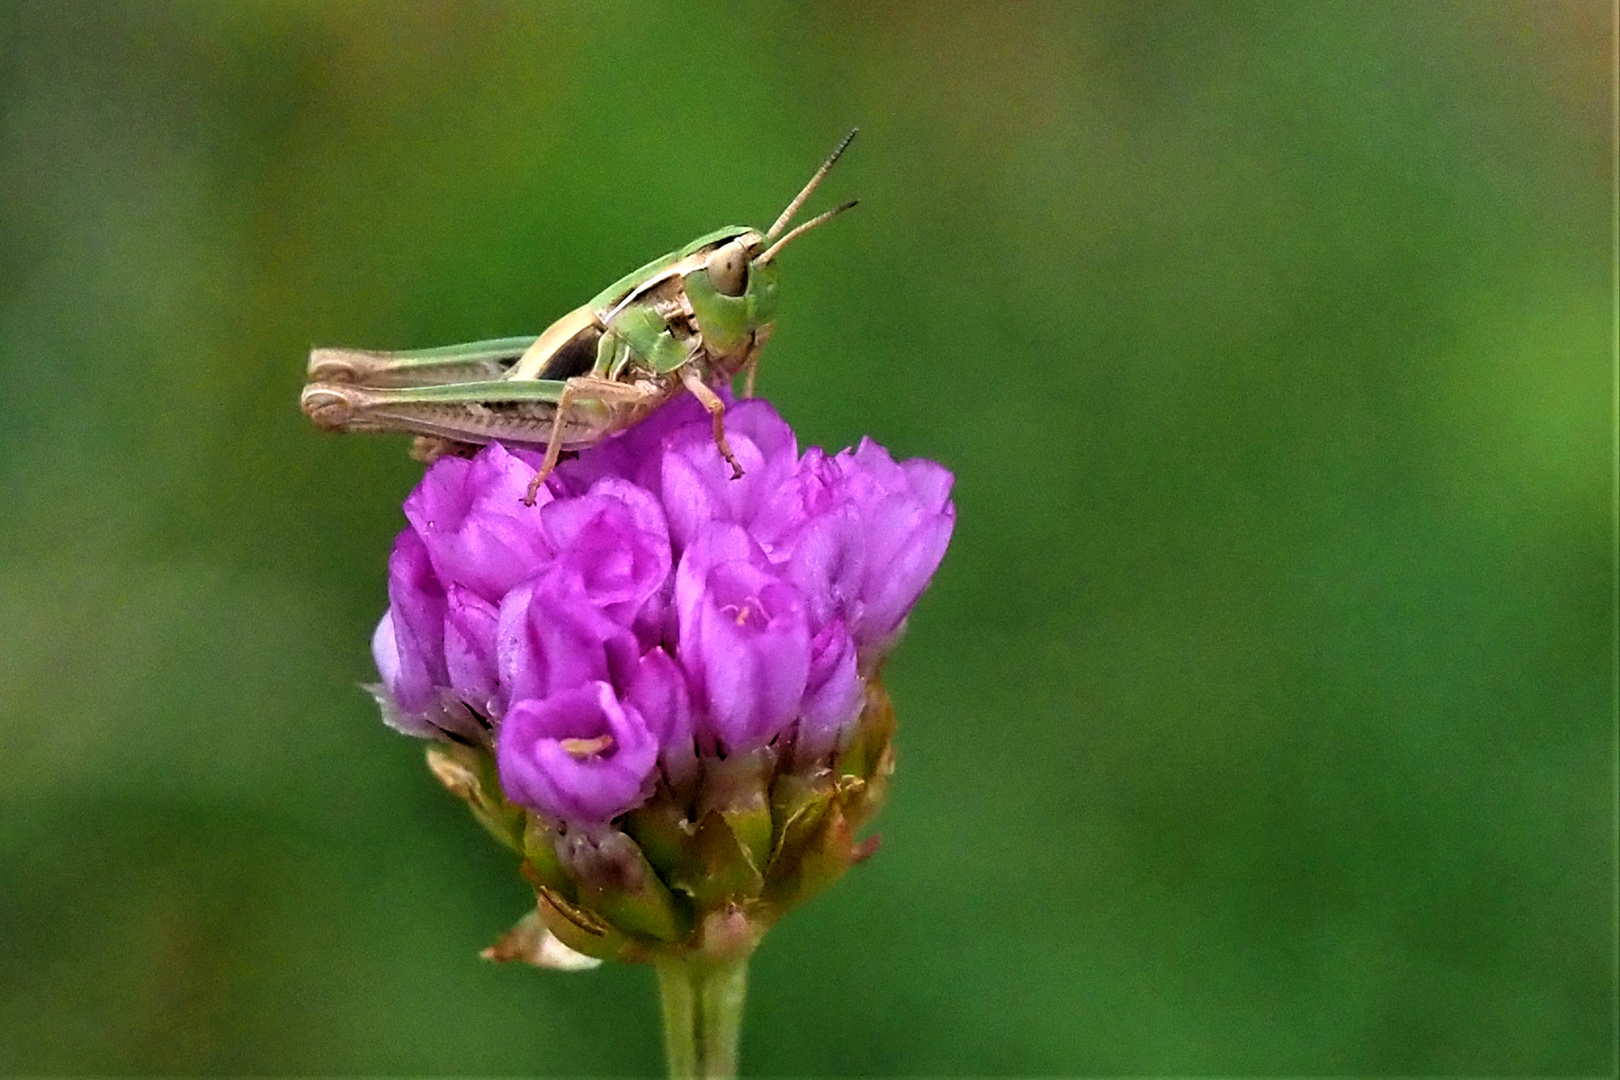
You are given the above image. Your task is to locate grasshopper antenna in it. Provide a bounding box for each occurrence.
[766,128,858,242]
[758,199,859,264]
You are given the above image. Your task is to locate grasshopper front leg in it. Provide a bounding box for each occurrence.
[679,365,743,480]
[737,325,773,398]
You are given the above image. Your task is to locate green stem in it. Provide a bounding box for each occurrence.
[654,952,751,1079]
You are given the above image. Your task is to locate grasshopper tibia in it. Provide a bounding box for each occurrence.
[681,366,743,480]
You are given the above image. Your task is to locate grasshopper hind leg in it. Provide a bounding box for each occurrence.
[521,375,665,505]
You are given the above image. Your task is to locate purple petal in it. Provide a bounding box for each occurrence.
[382,531,447,715]
[825,443,958,652]
[627,647,698,789]
[444,585,500,719]
[678,544,811,752]
[541,478,672,627]
[779,504,865,632]
[658,398,799,549]
[901,458,955,512]
[367,620,440,739]
[673,524,761,634]
[496,573,631,706]
[855,501,956,647]
[750,448,839,557]
[797,619,864,764]
[660,446,729,553]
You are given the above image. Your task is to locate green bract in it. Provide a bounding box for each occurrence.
[437,677,895,968]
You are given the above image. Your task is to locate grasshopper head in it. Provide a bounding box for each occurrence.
[694,128,859,301]
[724,129,864,328]
[686,230,779,356]
[685,132,859,370]
[743,239,781,328]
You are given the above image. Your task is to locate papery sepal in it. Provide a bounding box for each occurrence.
[834,677,896,830]
[481,909,603,971]
[623,795,700,885]
[765,771,837,877]
[424,742,525,851]
[521,814,578,901]
[766,792,857,910]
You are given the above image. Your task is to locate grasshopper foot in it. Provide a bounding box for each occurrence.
[522,467,550,507]
[679,365,745,480]
[713,420,743,480]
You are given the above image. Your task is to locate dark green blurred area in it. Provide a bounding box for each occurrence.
[0,0,1612,1073]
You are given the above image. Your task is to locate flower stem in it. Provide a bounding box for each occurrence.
[654,952,750,1079]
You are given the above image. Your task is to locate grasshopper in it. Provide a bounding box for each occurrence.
[301,130,859,504]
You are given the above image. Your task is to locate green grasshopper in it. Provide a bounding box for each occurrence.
[302,130,858,504]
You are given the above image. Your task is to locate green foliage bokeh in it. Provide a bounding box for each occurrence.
[0,1,1611,1073]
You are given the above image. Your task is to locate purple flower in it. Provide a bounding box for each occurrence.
[540,478,672,635]
[749,439,954,652]
[676,525,812,753]
[832,439,955,649]
[752,449,865,632]
[378,530,445,717]
[404,443,555,602]
[369,395,954,826]
[658,398,801,550]
[797,619,863,764]
[625,646,698,790]
[497,682,660,823]
[370,531,485,742]
[497,571,634,707]
[443,585,499,718]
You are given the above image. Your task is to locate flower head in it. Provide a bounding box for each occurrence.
[369,393,953,960]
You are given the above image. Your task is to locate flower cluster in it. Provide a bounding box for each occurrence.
[371,394,955,830]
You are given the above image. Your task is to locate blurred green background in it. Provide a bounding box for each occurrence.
[0,1,1612,1074]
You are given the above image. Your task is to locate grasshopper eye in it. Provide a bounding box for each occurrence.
[705,242,749,297]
